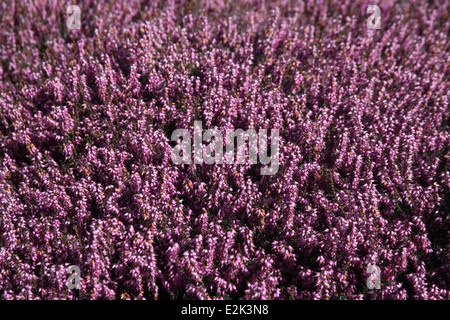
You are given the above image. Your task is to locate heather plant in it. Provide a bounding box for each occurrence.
[0,0,448,300]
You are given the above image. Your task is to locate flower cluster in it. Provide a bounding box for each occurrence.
[0,0,448,300]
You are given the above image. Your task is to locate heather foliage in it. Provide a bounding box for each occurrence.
[0,0,449,300]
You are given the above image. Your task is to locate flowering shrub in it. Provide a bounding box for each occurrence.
[0,0,448,300]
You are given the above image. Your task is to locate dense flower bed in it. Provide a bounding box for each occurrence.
[0,0,448,300]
